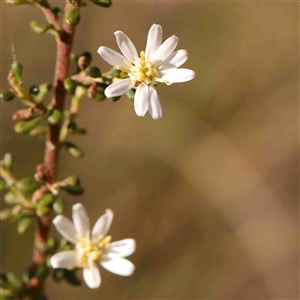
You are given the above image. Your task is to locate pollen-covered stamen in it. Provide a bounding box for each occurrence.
[76,235,112,268]
[116,50,159,86]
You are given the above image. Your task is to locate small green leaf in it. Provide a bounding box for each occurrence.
[30,21,55,35]
[65,8,81,27]
[63,142,84,158]
[14,117,40,134]
[64,78,78,95]
[62,184,84,196]
[0,90,15,102]
[89,0,112,8]
[16,177,40,195]
[53,197,65,214]
[64,269,81,286]
[17,217,32,234]
[47,109,62,125]
[126,89,136,101]
[5,272,22,290]
[11,61,22,78]
[29,126,48,136]
[111,96,121,102]
[86,65,101,78]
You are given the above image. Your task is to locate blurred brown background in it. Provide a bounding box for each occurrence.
[1,1,299,299]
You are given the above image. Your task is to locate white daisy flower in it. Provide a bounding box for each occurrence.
[50,203,136,289]
[97,24,195,120]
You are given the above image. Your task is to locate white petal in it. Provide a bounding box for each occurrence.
[148,88,163,120]
[114,31,138,63]
[105,78,134,98]
[53,215,77,244]
[162,68,195,83]
[83,264,101,289]
[134,84,150,117]
[105,239,136,258]
[145,24,162,60]
[72,203,90,239]
[161,49,188,71]
[97,46,130,68]
[92,209,114,242]
[152,35,179,67]
[50,251,77,269]
[100,258,135,276]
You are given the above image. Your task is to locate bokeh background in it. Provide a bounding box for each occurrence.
[1,1,299,299]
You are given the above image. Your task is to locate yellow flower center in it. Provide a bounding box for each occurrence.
[118,51,159,86]
[76,235,111,268]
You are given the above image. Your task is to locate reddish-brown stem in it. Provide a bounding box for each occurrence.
[31,1,77,291]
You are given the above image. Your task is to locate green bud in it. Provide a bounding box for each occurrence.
[0,180,9,191]
[111,96,121,102]
[53,197,65,214]
[126,89,136,101]
[30,20,55,35]
[89,0,112,8]
[62,184,84,196]
[0,209,12,221]
[11,61,22,78]
[65,8,81,27]
[47,109,62,125]
[4,192,18,205]
[52,269,65,282]
[17,217,32,234]
[86,65,101,78]
[14,117,40,134]
[16,177,40,195]
[0,90,15,102]
[63,142,84,158]
[64,78,78,95]
[29,126,48,136]
[29,85,39,96]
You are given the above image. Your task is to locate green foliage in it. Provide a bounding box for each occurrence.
[89,0,112,8]
[16,177,40,196]
[30,21,56,35]
[47,109,62,125]
[17,217,32,234]
[64,78,78,95]
[62,142,84,158]
[86,65,101,78]
[0,90,15,102]
[14,117,40,134]
[65,8,81,27]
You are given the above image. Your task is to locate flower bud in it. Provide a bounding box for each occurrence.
[89,0,112,8]
[64,78,78,95]
[86,65,101,78]
[65,8,81,27]
[3,153,15,170]
[63,142,84,158]
[17,217,32,234]
[0,90,15,102]
[11,61,22,78]
[47,109,62,125]
[53,197,65,214]
[14,117,40,134]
